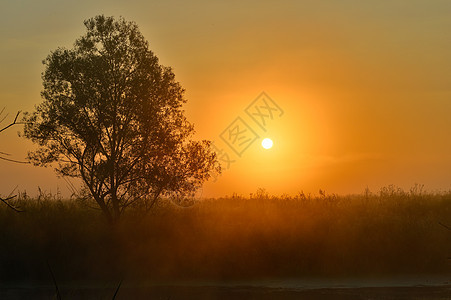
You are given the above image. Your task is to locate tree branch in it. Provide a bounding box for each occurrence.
[0,195,24,212]
[0,111,22,133]
[439,222,451,231]
[0,156,29,164]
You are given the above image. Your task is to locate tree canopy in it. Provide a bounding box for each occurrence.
[24,15,220,223]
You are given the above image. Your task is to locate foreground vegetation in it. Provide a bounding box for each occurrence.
[0,185,450,283]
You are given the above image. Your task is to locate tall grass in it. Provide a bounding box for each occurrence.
[0,186,450,282]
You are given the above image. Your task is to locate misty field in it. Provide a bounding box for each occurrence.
[1,186,451,298]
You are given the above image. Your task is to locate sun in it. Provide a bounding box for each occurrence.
[261,138,273,149]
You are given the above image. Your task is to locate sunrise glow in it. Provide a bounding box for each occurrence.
[261,138,273,149]
[1,1,451,198]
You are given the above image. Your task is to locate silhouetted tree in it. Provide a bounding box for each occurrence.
[23,15,220,223]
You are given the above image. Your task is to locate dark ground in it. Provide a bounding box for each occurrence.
[1,192,451,299]
[1,284,451,300]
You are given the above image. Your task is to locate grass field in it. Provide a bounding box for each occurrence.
[0,185,450,285]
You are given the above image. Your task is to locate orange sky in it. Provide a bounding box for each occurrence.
[1,1,451,198]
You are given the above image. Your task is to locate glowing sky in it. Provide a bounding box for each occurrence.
[1,0,451,197]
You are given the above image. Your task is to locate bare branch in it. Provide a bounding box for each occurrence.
[0,107,7,123]
[112,279,122,300]
[0,110,28,164]
[439,222,451,231]
[0,195,24,212]
[0,156,29,164]
[47,261,62,300]
[0,111,22,133]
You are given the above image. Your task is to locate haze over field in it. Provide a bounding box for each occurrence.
[1,0,451,197]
